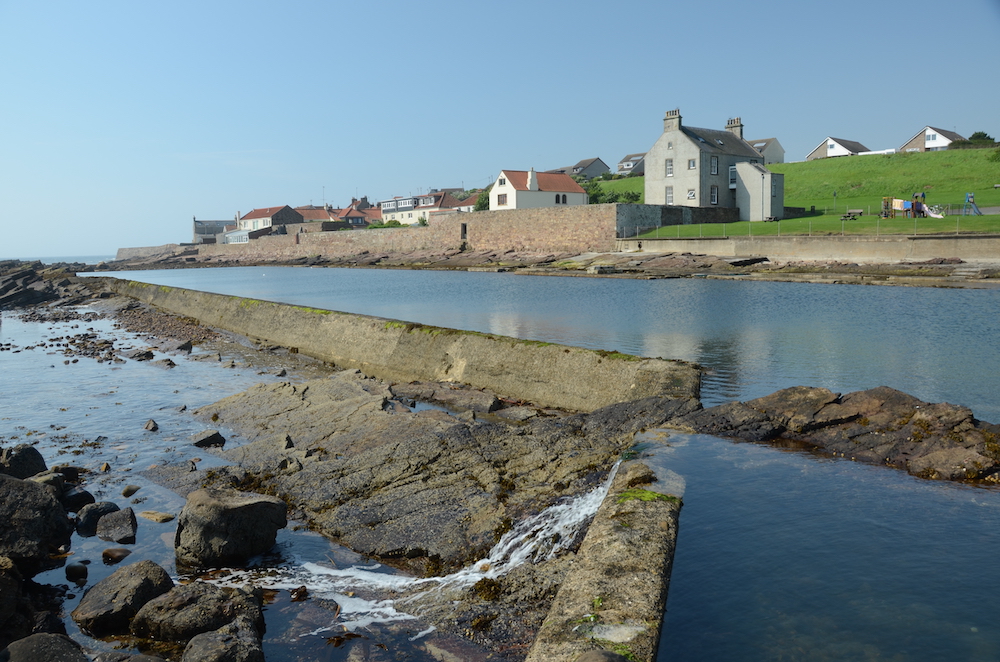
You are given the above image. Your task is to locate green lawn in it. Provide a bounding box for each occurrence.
[595,176,644,203]
[639,214,1000,239]
[769,148,1000,213]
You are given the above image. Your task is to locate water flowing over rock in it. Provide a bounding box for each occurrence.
[71,560,174,637]
[173,490,287,569]
[184,371,699,575]
[0,474,73,577]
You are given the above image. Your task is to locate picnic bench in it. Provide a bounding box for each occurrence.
[841,209,863,221]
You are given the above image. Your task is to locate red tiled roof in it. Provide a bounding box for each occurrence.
[297,208,335,221]
[501,171,585,194]
[241,206,288,220]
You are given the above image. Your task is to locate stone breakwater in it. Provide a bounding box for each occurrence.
[97,277,703,412]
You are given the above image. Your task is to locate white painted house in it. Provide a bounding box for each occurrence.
[805,137,871,161]
[489,169,588,210]
[899,126,966,153]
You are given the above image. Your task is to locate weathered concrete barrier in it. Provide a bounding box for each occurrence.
[99,278,700,411]
[525,461,681,662]
[616,234,1000,264]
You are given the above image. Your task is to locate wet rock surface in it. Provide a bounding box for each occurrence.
[0,474,74,577]
[674,385,1000,480]
[130,582,264,643]
[173,490,287,569]
[186,373,699,574]
[71,560,175,637]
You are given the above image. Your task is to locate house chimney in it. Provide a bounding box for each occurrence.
[527,167,538,191]
[726,117,744,139]
[663,108,682,133]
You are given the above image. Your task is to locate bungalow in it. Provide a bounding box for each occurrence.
[644,109,783,221]
[805,137,871,161]
[545,157,610,181]
[616,153,646,176]
[899,127,966,153]
[489,169,588,210]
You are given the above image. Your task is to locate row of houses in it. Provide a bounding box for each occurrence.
[806,127,967,160]
[193,197,383,244]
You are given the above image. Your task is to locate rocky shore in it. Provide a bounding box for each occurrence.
[99,247,1000,289]
[3,259,1000,662]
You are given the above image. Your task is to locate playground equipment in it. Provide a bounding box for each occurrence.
[962,192,983,216]
[880,193,944,219]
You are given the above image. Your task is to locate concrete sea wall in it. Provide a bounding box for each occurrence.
[616,234,1000,263]
[100,278,700,411]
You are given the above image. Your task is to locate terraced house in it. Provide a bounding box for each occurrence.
[644,109,784,221]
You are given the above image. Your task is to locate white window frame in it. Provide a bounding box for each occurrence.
[710,185,718,205]
[687,189,696,200]
[688,159,697,170]
[665,186,673,205]
[665,159,673,177]
[710,156,719,175]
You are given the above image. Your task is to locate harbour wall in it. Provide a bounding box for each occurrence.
[100,278,701,412]
[616,234,1000,263]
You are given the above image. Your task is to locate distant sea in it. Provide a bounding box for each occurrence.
[2,255,117,265]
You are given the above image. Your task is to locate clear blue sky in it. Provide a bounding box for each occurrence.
[2,0,998,258]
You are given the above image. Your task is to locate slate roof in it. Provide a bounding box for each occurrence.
[681,126,761,159]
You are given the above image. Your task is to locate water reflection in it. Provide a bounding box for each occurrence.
[98,267,1000,421]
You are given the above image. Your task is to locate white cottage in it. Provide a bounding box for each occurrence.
[489,169,588,210]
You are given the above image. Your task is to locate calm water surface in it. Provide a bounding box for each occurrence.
[18,267,999,660]
[102,266,1000,421]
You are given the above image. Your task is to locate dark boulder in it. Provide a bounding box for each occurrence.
[97,507,138,544]
[181,615,264,662]
[76,502,120,537]
[0,474,73,576]
[1,633,87,662]
[174,489,286,569]
[71,559,174,637]
[190,431,225,449]
[0,444,47,480]
[130,583,264,643]
[59,486,95,513]
[671,401,784,442]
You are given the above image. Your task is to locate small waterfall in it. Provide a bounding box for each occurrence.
[211,463,620,631]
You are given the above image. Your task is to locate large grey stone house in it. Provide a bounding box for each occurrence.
[644,109,784,221]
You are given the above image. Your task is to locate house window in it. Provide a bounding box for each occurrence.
[665,186,673,204]
[927,134,937,141]
[497,194,508,206]
[687,189,696,200]
[555,194,561,204]
[408,213,412,218]
[772,181,777,197]
[667,141,673,150]
[710,156,719,175]
[710,185,718,205]
[665,159,673,177]
[499,177,506,186]
[688,159,697,170]
[828,143,835,150]
[562,194,567,204]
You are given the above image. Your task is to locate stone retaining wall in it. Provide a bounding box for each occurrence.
[99,279,701,411]
[616,234,1000,263]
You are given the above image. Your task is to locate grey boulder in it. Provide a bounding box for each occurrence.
[1,633,87,662]
[130,582,264,642]
[174,489,286,569]
[0,444,47,480]
[0,474,73,576]
[71,559,174,636]
[96,507,138,544]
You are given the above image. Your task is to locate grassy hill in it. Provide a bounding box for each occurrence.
[768,149,1000,214]
[596,149,1000,215]
[595,176,645,203]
